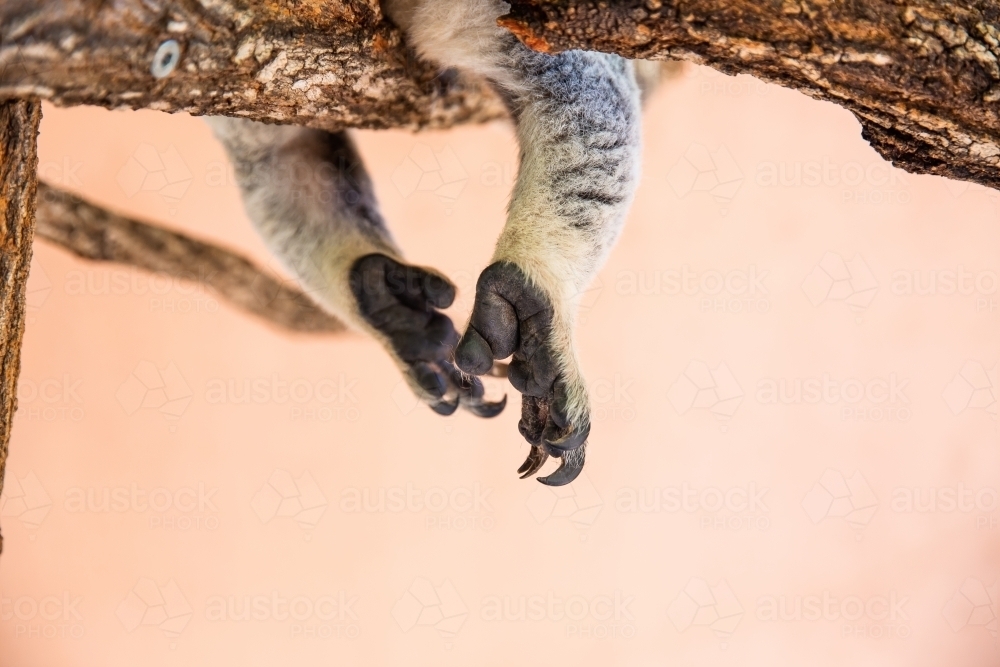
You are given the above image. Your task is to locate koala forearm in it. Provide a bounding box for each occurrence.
[207,117,502,417]
[494,49,642,302]
[392,0,643,305]
[384,0,643,483]
[205,117,400,328]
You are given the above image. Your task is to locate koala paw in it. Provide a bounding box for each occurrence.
[455,261,589,486]
[350,254,506,418]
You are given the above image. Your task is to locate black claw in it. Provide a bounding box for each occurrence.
[464,394,507,418]
[542,420,590,453]
[412,363,447,399]
[517,446,549,478]
[537,449,585,486]
[430,396,460,416]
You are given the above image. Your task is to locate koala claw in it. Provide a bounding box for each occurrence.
[517,445,549,478]
[456,261,590,484]
[536,447,585,487]
[351,254,506,419]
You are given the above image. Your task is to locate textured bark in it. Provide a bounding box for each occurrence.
[35,183,346,334]
[0,0,506,131]
[503,0,1000,189]
[6,1,1000,188]
[0,99,40,556]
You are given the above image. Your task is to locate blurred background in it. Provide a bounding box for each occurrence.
[0,62,998,666]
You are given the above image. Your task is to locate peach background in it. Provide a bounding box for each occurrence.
[1,64,998,665]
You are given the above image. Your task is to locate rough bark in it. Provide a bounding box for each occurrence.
[35,182,346,334]
[6,1,1000,189]
[502,0,1000,189]
[0,99,41,556]
[0,0,506,131]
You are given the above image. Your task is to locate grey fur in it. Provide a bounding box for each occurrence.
[206,0,643,484]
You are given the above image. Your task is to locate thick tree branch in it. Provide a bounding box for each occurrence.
[0,0,506,131]
[7,1,1000,189]
[502,0,1000,189]
[34,183,346,334]
[0,99,41,556]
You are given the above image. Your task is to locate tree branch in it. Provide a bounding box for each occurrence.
[7,1,1000,189]
[0,99,41,556]
[34,182,347,334]
[0,0,506,131]
[502,0,1000,189]
[33,183,516,376]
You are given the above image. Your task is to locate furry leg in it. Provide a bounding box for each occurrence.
[206,117,505,418]
[384,0,643,483]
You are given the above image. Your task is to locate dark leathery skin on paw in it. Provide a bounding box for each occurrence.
[456,261,590,467]
[350,253,457,362]
[350,253,505,418]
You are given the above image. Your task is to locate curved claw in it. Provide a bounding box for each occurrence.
[517,445,549,478]
[542,421,590,453]
[537,447,585,486]
[437,358,507,419]
[463,394,507,418]
[429,396,460,416]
